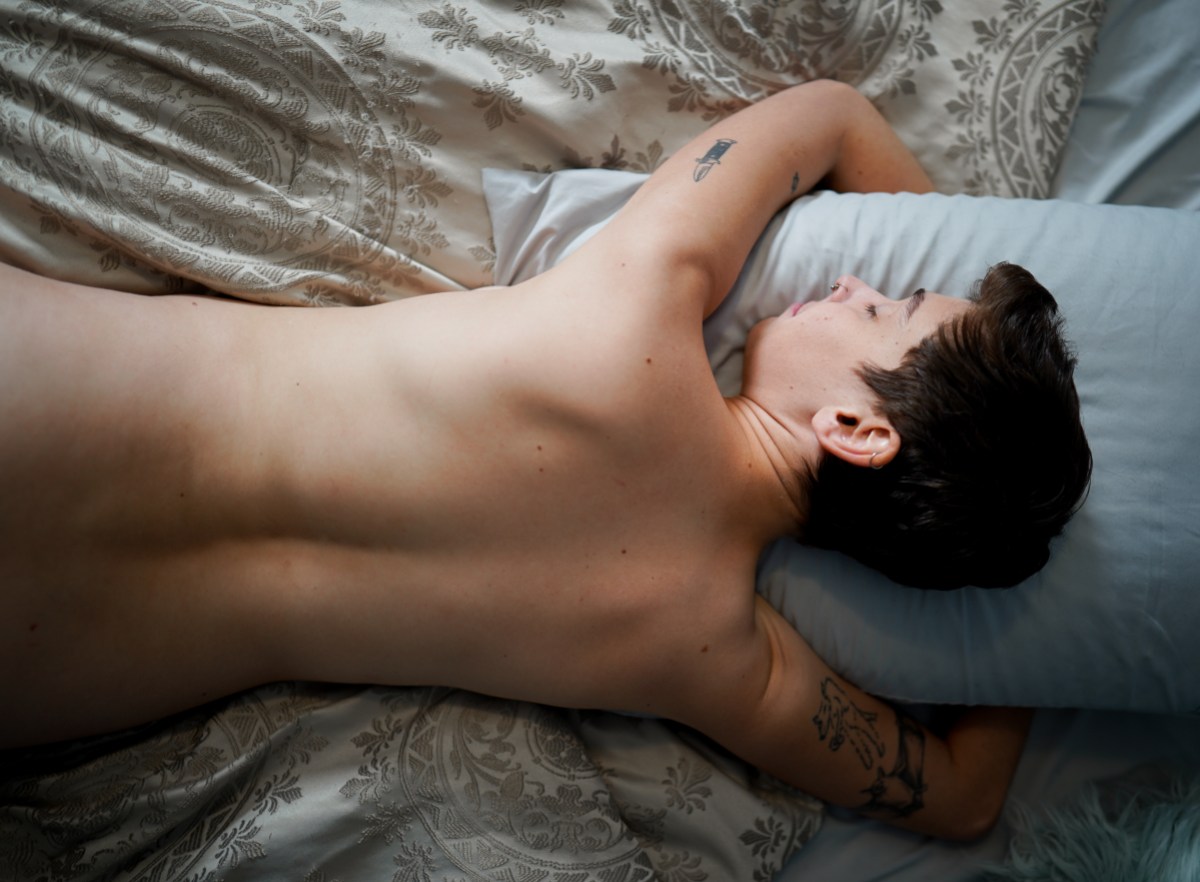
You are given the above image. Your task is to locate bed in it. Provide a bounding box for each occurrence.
[2,1,1198,880]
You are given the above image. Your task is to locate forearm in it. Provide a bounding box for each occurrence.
[696,602,1032,841]
[929,706,1034,838]
[825,92,934,195]
[771,687,1030,840]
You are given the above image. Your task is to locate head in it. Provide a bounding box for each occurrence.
[800,262,1092,589]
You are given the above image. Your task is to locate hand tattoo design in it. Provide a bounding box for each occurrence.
[812,678,885,770]
[812,679,929,820]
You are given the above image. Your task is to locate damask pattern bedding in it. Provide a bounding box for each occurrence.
[0,0,1101,305]
[1,685,819,881]
[0,2,1106,881]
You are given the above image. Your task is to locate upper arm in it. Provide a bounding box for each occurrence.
[669,598,1028,841]
[549,80,932,318]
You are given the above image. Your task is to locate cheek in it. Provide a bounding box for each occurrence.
[747,314,864,384]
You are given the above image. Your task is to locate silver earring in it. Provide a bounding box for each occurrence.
[870,452,883,470]
[830,282,841,291]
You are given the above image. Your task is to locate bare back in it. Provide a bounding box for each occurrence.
[0,262,766,746]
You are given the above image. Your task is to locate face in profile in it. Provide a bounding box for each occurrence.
[741,275,972,419]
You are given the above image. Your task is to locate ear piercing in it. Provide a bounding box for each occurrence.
[870,451,883,470]
[830,282,841,291]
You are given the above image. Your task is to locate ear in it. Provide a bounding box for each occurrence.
[812,405,900,469]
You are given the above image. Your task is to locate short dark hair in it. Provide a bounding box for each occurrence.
[802,262,1092,589]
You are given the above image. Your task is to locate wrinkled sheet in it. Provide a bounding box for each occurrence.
[1,685,820,881]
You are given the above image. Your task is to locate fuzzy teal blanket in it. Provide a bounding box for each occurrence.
[989,771,1200,882]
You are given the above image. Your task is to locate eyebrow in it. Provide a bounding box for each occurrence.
[903,288,927,323]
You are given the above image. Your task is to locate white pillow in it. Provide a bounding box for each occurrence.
[484,167,1200,713]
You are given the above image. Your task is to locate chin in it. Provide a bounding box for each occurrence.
[745,316,773,346]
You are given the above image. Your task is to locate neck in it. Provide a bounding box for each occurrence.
[722,395,816,542]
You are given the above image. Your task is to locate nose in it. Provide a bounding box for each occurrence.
[828,275,854,302]
[829,275,885,304]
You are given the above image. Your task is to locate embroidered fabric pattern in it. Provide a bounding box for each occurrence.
[0,0,1100,304]
[0,686,822,881]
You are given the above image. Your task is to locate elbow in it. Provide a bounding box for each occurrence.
[950,815,1001,844]
[803,78,871,112]
[780,79,867,121]
[902,780,1011,841]
[939,795,1007,843]
[797,77,859,99]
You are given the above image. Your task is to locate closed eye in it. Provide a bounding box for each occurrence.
[865,304,878,318]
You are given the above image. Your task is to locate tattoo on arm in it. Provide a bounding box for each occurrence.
[812,678,928,820]
[859,709,927,819]
[812,678,885,769]
[693,139,737,182]
[791,171,800,193]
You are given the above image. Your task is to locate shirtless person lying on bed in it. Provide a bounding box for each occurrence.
[0,80,1090,840]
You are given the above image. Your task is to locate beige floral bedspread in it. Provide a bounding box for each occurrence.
[0,0,1102,305]
[0,2,1102,880]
